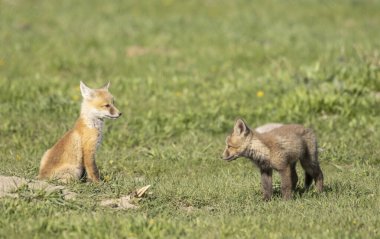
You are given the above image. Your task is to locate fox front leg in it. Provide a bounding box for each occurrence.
[279,166,293,200]
[83,149,100,182]
[260,168,273,201]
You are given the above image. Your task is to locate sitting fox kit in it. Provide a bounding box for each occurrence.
[223,119,324,200]
[38,81,121,182]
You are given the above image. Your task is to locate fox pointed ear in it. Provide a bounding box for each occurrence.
[101,81,110,90]
[234,119,250,136]
[80,81,94,99]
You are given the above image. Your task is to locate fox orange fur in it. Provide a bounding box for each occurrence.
[222,119,324,200]
[38,81,121,182]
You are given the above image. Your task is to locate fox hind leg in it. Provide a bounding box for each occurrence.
[300,157,319,190]
[290,162,298,191]
[54,166,83,183]
[301,138,324,192]
[313,165,324,193]
[303,163,323,192]
[304,172,313,189]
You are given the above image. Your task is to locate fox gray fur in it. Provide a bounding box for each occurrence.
[222,119,324,200]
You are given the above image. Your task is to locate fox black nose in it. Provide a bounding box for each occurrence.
[119,112,122,117]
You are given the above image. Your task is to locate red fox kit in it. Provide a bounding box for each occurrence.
[222,119,324,200]
[38,81,122,182]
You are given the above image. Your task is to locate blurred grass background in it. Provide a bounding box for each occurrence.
[0,0,379,238]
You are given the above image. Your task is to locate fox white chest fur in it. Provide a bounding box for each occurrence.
[82,115,104,149]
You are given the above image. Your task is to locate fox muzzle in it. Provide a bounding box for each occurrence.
[222,155,239,162]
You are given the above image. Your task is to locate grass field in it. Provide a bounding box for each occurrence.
[1,0,380,238]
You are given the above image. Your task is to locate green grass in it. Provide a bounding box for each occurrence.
[1,0,380,238]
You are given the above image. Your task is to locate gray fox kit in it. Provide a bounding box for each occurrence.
[222,119,324,200]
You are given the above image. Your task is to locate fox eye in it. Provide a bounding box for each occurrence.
[104,104,111,108]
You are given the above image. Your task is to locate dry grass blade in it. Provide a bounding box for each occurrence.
[135,185,151,198]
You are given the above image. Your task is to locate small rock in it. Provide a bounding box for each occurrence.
[100,195,138,209]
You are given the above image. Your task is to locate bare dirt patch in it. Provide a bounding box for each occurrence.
[0,175,76,200]
[100,185,151,210]
[1,175,151,209]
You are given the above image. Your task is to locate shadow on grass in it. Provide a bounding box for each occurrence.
[268,183,334,200]
[294,184,334,198]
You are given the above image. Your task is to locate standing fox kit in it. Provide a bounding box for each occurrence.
[222,119,324,200]
[38,81,121,182]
